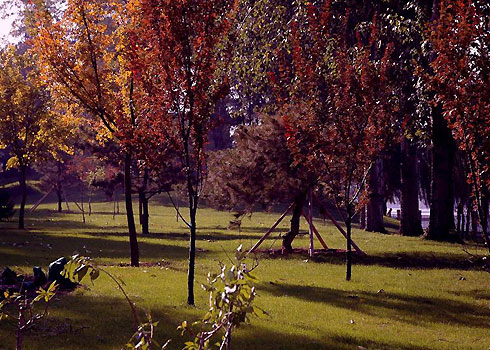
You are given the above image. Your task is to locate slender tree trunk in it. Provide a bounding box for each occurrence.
[461,204,466,239]
[282,192,306,253]
[366,159,386,233]
[471,210,478,240]
[427,107,456,241]
[456,201,463,235]
[116,190,120,214]
[88,188,92,216]
[142,197,149,234]
[359,205,366,230]
[400,138,424,236]
[124,151,139,267]
[113,194,117,220]
[138,192,143,224]
[80,182,85,224]
[346,205,353,281]
[482,189,489,237]
[57,162,63,212]
[56,187,63,212]
[465,206,471,240]
[18,167,27,230]
[16,311,24,350]
[187,203,197,305]
[138,169,150,235]
[139,190,150,235]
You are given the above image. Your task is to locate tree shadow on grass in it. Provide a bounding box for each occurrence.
[0,231,196,267]
[450,288,490,301]
[317,251,482,270]
[0,211,101,231]
[4,292,321,350]
[328,334,435,350]
[0,294,192,350]
[80,230,268,243]
[0,291,437,350]
[255,249,483,270]
[259,282,490,329]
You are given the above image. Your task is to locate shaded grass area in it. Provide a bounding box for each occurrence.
[0,197,490,350]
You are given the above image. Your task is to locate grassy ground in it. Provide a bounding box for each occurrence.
[0,194,490,350]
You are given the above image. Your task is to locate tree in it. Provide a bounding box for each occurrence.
[274,2,397,280]
[427,0,490,249]
[32,0,144,266]
[400,138,424,236]
[131,0,238,304]
[373,1,428,237]
[366,158,387,233]
[0,45,73,229]
[35,154,76,213]
[206,115,311,252]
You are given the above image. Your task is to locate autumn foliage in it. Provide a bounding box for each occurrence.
[129,0,238,304]
[428,0,490,248]
[271,2,397,279]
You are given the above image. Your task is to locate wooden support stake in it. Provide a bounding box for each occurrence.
[302,211,329,250]
[322,207,365,256]
[29,187,53,212]
[73,200,83,212]
[63,192,71,213]
[247,202,295,254]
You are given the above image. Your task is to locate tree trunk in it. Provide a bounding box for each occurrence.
[456,201,463,235]
[56,187,63,212]
[116,191,120,214]
[366,159,386,233]
[138,193,143,224]
[471,209,478,240]
[359,205,366,230]
[400,138,424,236]
[346,205,353,281]
[282,193,306,253]
[461,204,466,239]
[427,107,456,241]
[16,310,24,350]
[88,189,92,216]
[465,206,471,240]
[138,169,150,235]
[124,151,139,267]
[57,162,63,212]
[187,204,197,305]
[18,167,27,230]
[80,182,85,224]
[139,190,150,235]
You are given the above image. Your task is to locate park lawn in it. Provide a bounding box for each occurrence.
[0,196,489,350]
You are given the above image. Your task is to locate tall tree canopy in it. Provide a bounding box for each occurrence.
[32,0,144,266]
[130,0,238,305]
[427,0,490,250]
[0,45,74,229]
[274,1,398,279]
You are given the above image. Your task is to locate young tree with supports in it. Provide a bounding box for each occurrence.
[427,0,490,251]
[0,45,74,229]
[206,115,312,253]
[274,2,397,280]
[131,0,237,304]
[32,0,143,266]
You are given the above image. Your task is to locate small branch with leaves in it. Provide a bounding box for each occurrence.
[179,245,265,350]
[0,280,58,350]
[63,255,170,350]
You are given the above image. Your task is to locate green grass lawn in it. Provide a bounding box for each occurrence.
[1,195,490,350]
